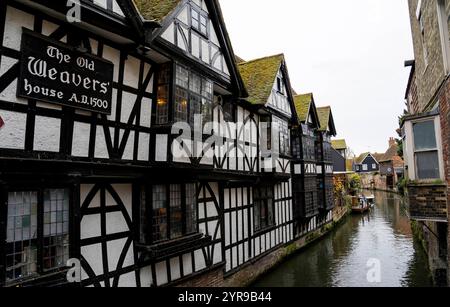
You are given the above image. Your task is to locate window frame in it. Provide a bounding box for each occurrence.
[2,186,72,285]
[412,119,441,180]
[175,63,214,127]
[404,114,444,181]
[253,185,275,233]
[190,6,209,39]
[140,183,198,246]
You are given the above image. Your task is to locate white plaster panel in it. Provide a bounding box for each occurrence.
[170,257,181,281]
[33,116,61,152]
[81,243,103,277]
[140,97,152,127]
[182,253,193,276]
[118,272,136,287]
[81,214,101,240]
[121,130,134,160]
[94,126,112,159]
[0,110,26,149]
[161,23,175,44]
[107,238,134,272]
[138,132,150,161]
[110,184,132,217]
[140,265,153,287]
[3,7,34,50]
[213,243,222,265]
[124,56,140,89]
[72,122,90,157]
[155,261,168,286]
[194,249,206,272]
[106,211,129,235]
[80,184,99,208]
[155,134,168,162]
[120,92,137,124]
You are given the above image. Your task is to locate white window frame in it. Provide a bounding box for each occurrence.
[372,164,377,169]
[404,114,445,181]
[362,164,368,171]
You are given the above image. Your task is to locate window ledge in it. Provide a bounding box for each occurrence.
[137,234,212,260]
[408,181,446,187]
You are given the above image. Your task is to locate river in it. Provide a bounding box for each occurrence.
[253,191,433,287]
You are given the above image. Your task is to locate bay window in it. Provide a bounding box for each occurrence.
[413,120,440,179]
[404,113,443,181]
[155,64,213,126]
[6,189,70,283]
[273,116,290,156]
[140,183,198,245]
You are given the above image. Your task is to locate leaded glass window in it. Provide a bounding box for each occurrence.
[142,183,198,245]
[253,185,275,232]
[6,189,70,283]
[155,64,172,125]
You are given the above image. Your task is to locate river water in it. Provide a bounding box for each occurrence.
[253,191,433,287]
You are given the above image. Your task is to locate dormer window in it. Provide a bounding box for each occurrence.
[191,7,208,37]
[276,77,286,96]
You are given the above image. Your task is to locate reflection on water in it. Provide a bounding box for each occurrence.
[253,191,433,287]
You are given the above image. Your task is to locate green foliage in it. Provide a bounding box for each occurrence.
[397,177,408,195]
[396,138,404,158]
[348,174,361,196]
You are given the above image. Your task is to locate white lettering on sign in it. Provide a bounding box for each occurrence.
[76,57,95,71]
[26,57,108,94]
[18,31,113,114]
[47,46,71,64]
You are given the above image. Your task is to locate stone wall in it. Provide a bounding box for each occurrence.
[408,183,448,221]
[408,0,447,112]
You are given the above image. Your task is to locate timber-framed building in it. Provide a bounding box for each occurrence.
[0,0,339,287]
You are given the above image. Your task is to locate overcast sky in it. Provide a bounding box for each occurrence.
[219,0,414,156]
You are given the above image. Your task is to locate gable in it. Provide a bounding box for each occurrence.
[238,54,283,105]
[267,68,293,116]
[362,155,378,165]
[158,0,231,77]
[316,106,336,135]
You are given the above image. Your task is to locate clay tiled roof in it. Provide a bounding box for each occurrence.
[132,0,181,22]
[238,54,284,105]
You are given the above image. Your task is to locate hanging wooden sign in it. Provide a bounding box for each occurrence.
[17,29,114,114]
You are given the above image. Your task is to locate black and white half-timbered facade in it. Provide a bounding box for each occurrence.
[0,0,340,287]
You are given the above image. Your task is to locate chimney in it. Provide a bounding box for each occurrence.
[389,137,396,147]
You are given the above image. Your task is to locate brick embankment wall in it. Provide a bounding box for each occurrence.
[408,184,448,221]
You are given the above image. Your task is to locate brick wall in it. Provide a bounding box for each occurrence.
[175,266,225,288]
[440,78,450,285]
[408,184,448,221]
